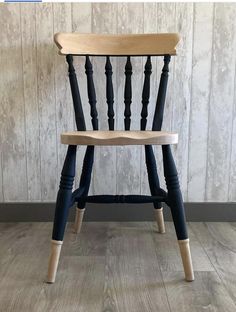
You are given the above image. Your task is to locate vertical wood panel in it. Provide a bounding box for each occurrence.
[71,3,92,192]
[206,4,236,201]
[53,3,73,186]
[0,1,4,202]
[92,3,117,195]
[229,77,236,201]
[36,4,57,201]
[141,3,176,196]
[116,3,143,195]
[188,3,213,201]
[156,3,177,193]
[141,3,157,196]
[172,3,194,200]
[0,155,3,202]
[0,4,28,201]
[228,7,236,202]
[21,4,41,201]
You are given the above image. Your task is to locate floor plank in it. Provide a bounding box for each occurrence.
[190,222,236,305]
[103,222,171,312]
[150,222,214,272]
[162,271,236,312]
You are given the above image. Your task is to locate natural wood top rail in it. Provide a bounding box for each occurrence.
[54,33,180,56]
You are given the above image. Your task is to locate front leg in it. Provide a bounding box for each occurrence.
[47,145,77,283]
[162,145,194,282]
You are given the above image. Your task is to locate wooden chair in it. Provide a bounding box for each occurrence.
[47,33,194,283]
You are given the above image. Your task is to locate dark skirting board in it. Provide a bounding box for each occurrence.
[0,202,235,222]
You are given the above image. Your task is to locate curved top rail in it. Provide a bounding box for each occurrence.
[54,33,180,56]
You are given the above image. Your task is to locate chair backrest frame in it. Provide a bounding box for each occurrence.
[55,33,180,132]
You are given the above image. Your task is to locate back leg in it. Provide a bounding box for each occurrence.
[145,145,165,233]
[74,146,95,234]
[162,145,194,281]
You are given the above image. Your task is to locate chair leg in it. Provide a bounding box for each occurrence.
[74,146,95,234]
[74,207,85,234]
[162,145,194,282]
[47,145,77,284]
[145,145,165,233]
[47,240,63,283]
[154,207,165,233]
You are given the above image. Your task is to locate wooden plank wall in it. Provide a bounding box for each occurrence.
[0,3,235,203]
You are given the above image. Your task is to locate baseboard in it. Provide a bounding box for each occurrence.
[0,202,235,222]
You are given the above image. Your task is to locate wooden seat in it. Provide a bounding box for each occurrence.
[61,130,178,146]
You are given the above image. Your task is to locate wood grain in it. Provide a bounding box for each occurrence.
[1,3,236,203]
[71,3,92,191]
[188,4,213,201]
[141,3,177,196]
[0,222,236,311]
[162,271,236,312]
[172,3,193,200]
[21,4,41,201]
[190,222,236,305]
[0,4,28,201]
[141,3,158,196]
[150,222,214,272]
[36,4,57,201]
[61,130,178,146]
[55,33,180,56]
[92,3,117,196]
[206,4,236,201]
[104,222,171,311]
[0,154,3,202]
[0,253,106,312]
[229,83,236,201]
[116,3,143,195]
[155,3,177,192]
[53,3,73,187]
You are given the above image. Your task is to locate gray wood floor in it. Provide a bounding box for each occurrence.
[0,222,236,312]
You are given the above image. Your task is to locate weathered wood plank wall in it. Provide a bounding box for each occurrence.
[0,3,235,202]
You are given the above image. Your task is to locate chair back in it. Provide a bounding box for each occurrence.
[54,33,180,131]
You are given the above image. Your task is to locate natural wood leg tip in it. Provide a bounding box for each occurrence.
[47,240,63,284]
[178,239,194,282]
[74,208,85,234]
[185,275,195,282]
[155,208,165,234]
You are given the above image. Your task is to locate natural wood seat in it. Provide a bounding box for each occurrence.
[61,130,178,146]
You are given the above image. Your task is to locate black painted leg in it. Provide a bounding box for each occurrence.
[145,145,165,233]
[47,145,77,283]
[162,145,194,281]
[75,146,95,233]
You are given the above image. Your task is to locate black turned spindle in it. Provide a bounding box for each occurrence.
[77,146,95,209]
[145,145,162,209]
[85,56,98,130]
[124,56,132,130]
[52,145,77,241]
[66,55,86,131]
[105,56,115,130]
[152,55,171,131]
[141,56,152,130]
[162,145,188,240]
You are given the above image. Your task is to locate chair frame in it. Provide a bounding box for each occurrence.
[47,33,194,283]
